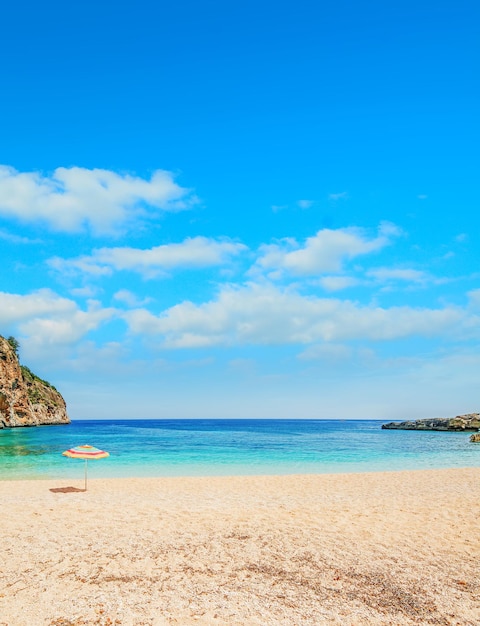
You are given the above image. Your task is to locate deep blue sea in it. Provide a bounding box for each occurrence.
[0,419,479,480]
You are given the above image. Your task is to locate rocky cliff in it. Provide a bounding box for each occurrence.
[0,336,70,428]
[382,413,480,432]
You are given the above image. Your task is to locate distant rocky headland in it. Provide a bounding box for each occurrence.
[0,335,70,428]
[382,413,480,432]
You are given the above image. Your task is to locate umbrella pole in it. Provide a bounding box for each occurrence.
[84,459,88,491]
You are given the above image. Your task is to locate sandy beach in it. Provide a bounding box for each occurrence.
[0,468,478,626]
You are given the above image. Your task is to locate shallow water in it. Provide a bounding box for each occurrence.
[0,419,478,480]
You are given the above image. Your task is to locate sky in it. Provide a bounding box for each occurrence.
[0,0,479,420]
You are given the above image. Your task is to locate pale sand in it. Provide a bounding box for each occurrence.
[0,469,479,626]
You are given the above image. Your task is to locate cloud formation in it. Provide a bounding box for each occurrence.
[297,199,314,209]
[49,236,247,277]
[366,268,428,283]
[254,223,400,277]
[124,283,466,349]
[0,289,115,347]
[0,165,196,234]
[114,290,152,307]
[318,276,361,291]
[328,192,348,201]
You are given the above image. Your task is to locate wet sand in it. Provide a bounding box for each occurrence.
[0,468,479,625]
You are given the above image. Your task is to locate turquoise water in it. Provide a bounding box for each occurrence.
[0,419,478,480]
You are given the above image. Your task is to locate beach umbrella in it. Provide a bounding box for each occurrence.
[62,444,109,491]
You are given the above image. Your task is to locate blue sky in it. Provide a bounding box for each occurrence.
[0,0,479,419]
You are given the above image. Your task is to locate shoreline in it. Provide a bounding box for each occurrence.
[2,460,480,482]
[1,461,480,481]
[1,467,479,625]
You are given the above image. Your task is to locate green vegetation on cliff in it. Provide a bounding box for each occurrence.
[20,365,57,391]
[20,365,60,406]
[0,334,69,427]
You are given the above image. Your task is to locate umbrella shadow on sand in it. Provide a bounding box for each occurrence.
[49,486,86,493]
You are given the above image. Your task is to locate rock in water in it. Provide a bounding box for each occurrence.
[0,336,70,428]
[382,414,480,432]
[470,433,480,443]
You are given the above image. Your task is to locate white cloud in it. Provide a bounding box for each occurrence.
[297,199,314,209]
[468,289,480,310]
[367,268,428,283]
[0,228,42,244]
[318,276,360,291]
[124,283,468,349]
[0,289,115,348]
[328,192,348,201]
[254,223,400,277]
[21,310,111,347]
[49,236,247,278]
[70,286,102,298]
[0,165,197,235]
[0,289,75,325]
[114,289,152,307]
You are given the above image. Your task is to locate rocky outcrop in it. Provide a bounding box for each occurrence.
[470,433,480,443]
[382,414,480,432]
[0,336,70,428]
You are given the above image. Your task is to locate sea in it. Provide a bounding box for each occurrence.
[0,419,479,481]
